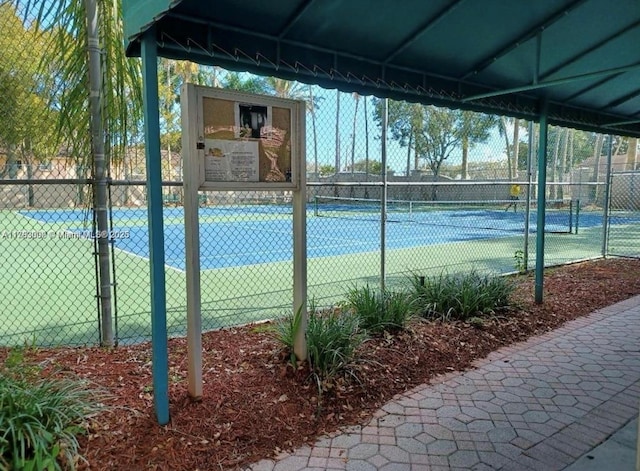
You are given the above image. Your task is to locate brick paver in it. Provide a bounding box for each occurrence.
[247,296,640,470]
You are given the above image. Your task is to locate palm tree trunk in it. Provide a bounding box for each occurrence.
[513,118,520,179]
[613,137,625,157]
[549,128,561,200]
[86,0,113,346]
[558,128,569,200]
[413,130,419,172]
[627,137,638,170]
[308,86,319,175]
[406,132,413,177]
[23,149,35,207]
[351,94,359,173]
[461,135,469,180]
[364,96,369,177]
[591,134,604,204]
[500,117,512,180]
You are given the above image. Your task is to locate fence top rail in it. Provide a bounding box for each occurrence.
[111,180,183,186]
[309,180,536,187]
[0,179,608,187]
[0,179,93,185]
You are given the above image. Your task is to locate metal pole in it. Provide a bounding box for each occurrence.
[293,101,308,361]
[141,29,170,425]
[523,120,534,270]
[380,98,388,291]
[602,135,613,256]
[535,101,549,304]
[85,0,113,346]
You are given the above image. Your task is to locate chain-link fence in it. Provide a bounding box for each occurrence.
[1,1,639,347]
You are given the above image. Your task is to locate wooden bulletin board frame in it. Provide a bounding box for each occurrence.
[180,84,307,399]
[181,84,304,191]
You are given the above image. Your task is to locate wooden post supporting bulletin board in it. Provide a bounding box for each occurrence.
[181,85,307,398]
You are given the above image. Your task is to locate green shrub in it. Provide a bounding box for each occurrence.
[346,285,414,333]
[306,309,366,385]
[270,304,305,367]
[271,306,366,386]
[410,270,514,321]
[1,350,106,471]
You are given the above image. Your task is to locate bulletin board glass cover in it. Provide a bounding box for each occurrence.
[182,85,305,190]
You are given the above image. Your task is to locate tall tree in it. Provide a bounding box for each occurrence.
[414,106,497,199]
[590,134,605,203]
[15,0,144,347]
[0,3,57,195]
[373,99,423,175]
[548,127,565,200]
[512,118,520,179]
[627,137,638,171]
[459,111,498,180]
[222,71,269,94]
[15,0,143,203]
[363,95,370,177]
[499,117,512,179]
[351,93,360,174]
[308,85,319,175]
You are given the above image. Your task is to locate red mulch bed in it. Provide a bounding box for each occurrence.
[3,258,640,470]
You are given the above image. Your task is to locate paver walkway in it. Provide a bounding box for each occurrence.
[247,295,640,471]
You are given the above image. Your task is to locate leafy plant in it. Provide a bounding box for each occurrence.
[514,249,526,273]
[305,309,366,386]
[346,285,414,333]
[270,303,306,368]
[410,271,514,321]
[272,302,366,381]
[1,349,107,471]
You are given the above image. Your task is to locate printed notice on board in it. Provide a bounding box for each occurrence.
[204,139,259,182]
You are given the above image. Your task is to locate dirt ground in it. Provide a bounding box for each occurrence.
[4,257,640,470]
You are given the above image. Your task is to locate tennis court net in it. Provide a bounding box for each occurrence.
[313,196,577,234]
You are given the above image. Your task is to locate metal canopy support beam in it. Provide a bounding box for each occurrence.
[600,87,640,111]
[460,0,589,81]
[606,118,640,128]
[535,100,549,304]
[141,29,170,425]
[562,74,620,102]
[383,0,464,64]
[462,62,640,103]
[540,19,640,82]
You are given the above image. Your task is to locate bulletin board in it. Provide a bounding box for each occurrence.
[180,84,308,399]
[181,85,304,190]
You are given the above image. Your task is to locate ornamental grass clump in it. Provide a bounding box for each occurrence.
[346,284,414,334]
[410,270,514,321]
[0,348,107,471]
[271,305,366,388]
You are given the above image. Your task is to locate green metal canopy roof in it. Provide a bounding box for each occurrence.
[123,0,640,136]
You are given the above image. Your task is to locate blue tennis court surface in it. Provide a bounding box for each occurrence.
[18,206,633,270]
[110,217,523,270]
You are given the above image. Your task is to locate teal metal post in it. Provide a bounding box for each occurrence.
[534,101,549,304]
[380,98,388,291]
[601,135,613,256]
[141,30,169,425]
